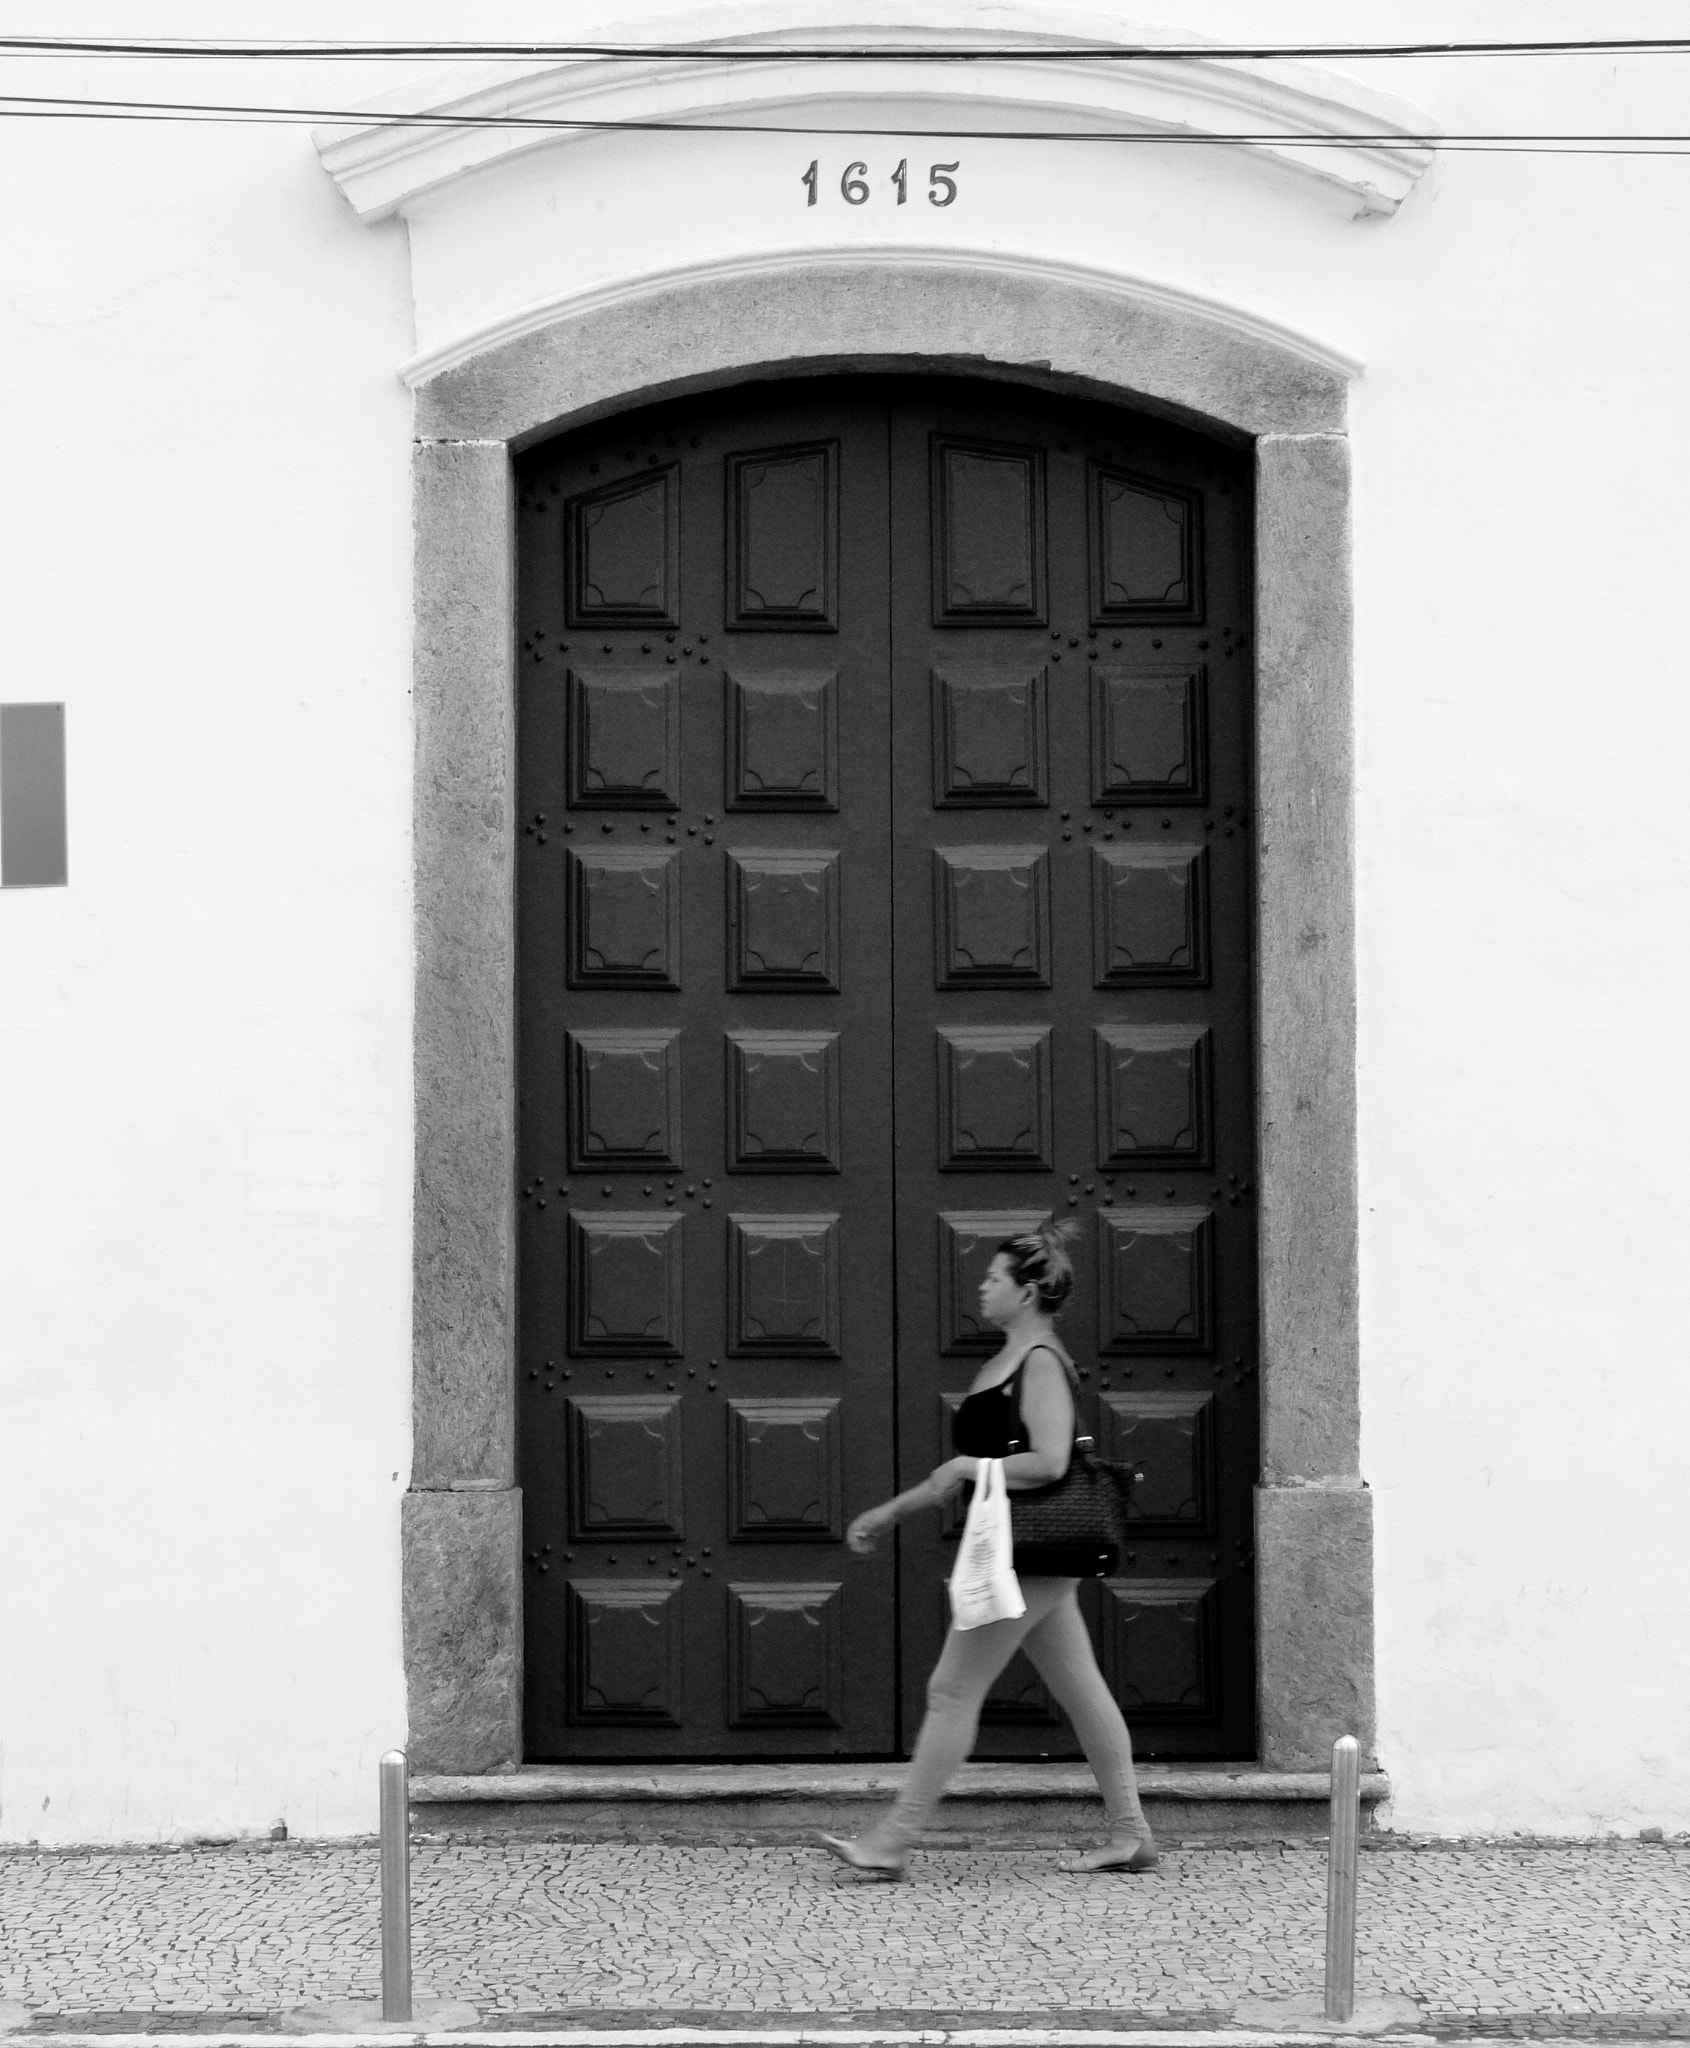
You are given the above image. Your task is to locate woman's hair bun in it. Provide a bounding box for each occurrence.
[995,1217,1080,1314]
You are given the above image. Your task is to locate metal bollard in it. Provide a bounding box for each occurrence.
[379,1750,413,2022]
[1324,1734,1360,2023]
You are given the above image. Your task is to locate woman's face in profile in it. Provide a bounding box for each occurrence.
[978,1251,1031,1329]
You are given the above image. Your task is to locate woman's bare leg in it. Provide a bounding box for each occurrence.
[1020,1582,1152,1854]
[855,1577,1073,1855]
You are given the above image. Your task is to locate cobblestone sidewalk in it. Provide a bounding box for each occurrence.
[2,1842,1688,2035]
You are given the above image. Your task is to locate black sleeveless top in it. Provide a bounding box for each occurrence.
[952,1343,1075,1458]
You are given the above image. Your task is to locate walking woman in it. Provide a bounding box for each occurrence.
[820,1224,1156,1879]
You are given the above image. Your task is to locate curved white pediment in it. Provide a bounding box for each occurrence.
[315,1,1438,224]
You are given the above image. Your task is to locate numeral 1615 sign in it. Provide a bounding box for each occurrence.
[801,159,960,207]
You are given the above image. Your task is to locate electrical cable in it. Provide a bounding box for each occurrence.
[2,35,1690,61]
[4,91,1690,154]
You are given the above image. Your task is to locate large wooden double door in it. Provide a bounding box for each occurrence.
[516,377,1258,1761]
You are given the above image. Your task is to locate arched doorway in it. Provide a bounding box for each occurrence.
[513,374,1259,1760]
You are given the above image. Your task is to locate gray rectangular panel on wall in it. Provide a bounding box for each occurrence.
[1,703,67,888]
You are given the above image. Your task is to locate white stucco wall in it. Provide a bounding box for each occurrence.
[3,0,1688,1842]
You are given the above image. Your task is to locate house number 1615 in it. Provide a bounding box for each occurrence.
[801,159,960,207]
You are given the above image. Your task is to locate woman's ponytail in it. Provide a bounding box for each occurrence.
[994,1217,1080,1314]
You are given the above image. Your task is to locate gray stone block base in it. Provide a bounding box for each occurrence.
[1257,1484,1376,1770]
[402,1489,523,1773]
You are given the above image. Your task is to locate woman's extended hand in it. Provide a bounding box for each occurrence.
[845,1504,895,1555]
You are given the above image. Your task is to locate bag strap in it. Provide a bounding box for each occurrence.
[1003,1335,1082,1395]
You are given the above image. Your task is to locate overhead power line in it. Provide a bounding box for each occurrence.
[4,92,1690,155]
[1,34,1690,62]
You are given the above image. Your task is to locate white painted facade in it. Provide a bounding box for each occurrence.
[2,0,1688,1844]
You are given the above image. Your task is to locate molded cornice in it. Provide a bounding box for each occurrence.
[314,1,1439,223]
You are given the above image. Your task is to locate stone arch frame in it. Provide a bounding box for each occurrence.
[403,256,1371,1775]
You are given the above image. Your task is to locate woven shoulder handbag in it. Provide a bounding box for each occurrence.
[1007,1435,1142,1578]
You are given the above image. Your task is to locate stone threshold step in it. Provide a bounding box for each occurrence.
[414,1763,1390,1805]
[409,1763,1389,1843]
[0,2023,1433,2039]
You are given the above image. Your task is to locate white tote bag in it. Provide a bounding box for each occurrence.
[947,1458,1026,1632]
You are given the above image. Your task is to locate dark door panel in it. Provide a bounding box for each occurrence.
[518,390,897,1756]
[886,386,1258,1762]
[517,377,1257,1761]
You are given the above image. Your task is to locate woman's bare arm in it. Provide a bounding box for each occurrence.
[846,1348,1076,1551]
[999,1346,1075,1488]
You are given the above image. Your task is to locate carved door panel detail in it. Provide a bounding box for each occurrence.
[1088,464,1202,626]
[932,437,1047,625]
[1092,844,1211,987]
[728,441,838,631]
[936,1026,1053,1171]
[726,1398,843,1540]
[725,670,839,810]
[566,1396,685,1538]
[522,377,1255,1762]
[568,1029,683,1171]
[1099,1390,1217,1535]
[728,1213,841,1356]
[567,467,680,628]
[1099,1578,1221,1723]
[726,1030,840,1172]
[1090,664,1208,805]
[727,1583,844,1726]
[1097,1206,1215,1354]
[567,1581,685,1725]
[931,665,1049,806]
[568,668,682,809]
[1094,1024,1212,1167]
[727,850,841,991]
[568,847,682,990]
[568,1212,685,1356]
[933,845,1051,988]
